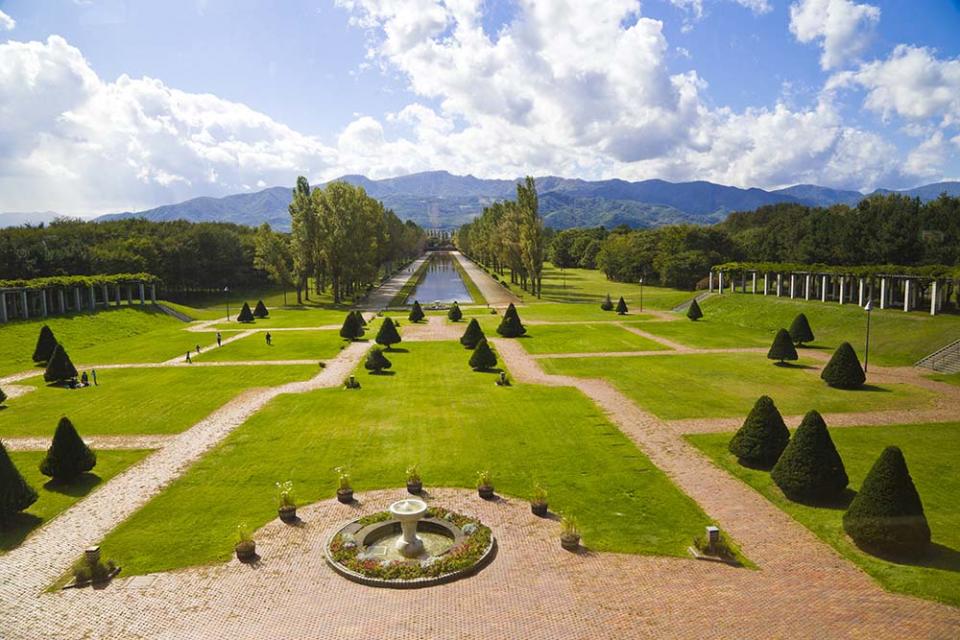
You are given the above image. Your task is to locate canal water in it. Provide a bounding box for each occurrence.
[406,253,471,304]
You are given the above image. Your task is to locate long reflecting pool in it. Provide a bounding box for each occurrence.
[406,252,471,304]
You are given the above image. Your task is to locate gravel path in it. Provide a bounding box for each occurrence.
[451,251,521,307]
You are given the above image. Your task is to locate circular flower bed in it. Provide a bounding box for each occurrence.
[326,506,495,587]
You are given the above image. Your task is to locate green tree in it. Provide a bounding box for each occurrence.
[375,317,402,350]
[447,302,463,321]
[364,347,392,374]
[771,410,848,503]
[842,446,931,556]
[236,302,255,323]
[460,318,485,349]
[253,300,269,318]
[615,296,628,315]
[409,300,425,323]
[0,441,38,527]
[339,311,364,341]
[497,303,526,337]
[687,298,703,321]
[767,328,798,364]
[820,342,865,389]
[39,417,97,481]
[600,294,613,311]
[44,344,78,383]
[728,396,790,468]
[33,325,58,364]
[788,313,814,346]
[469,338,497,371]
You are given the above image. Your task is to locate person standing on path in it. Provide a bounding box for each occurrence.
[216,332,222,347]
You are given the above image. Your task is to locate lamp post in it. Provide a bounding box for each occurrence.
[224,286,230,322]
[639,276,644,313]
[863,299,872,374]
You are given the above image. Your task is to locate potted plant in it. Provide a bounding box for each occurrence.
[476,470,494,500]
[276,480,296,522]
[530,483,548,517]
[406,465,422,495]
[235,523,256,561]
[560,515,580,551]
[336,467,353,504]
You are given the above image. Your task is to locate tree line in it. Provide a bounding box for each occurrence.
[454,177,546,297]
[557,193,960,290]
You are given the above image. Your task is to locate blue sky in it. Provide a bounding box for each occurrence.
[0,0,958,214]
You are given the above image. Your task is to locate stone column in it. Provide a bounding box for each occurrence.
[0,292,7,323]
[839,277,845,305]
[880,277,887,309]
[150,284,157,303]
[763,273,769,295]
[752,272,757,294]
[903,279,911,312]
[139,282,145,305]
[821,275,828,302]
[709,272,714,293]
[718,271,724,294]
[21,290,29,319]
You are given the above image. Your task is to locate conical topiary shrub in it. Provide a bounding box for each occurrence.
[728,396,790,468]
[469,338,498,371]
[39,416,97,481]
[0,441,38,527]
[687,299,703,321]
[771,410,848,503]
[496,303,526,337]
[409,301,425,323]
[788,313,814,346]
[601,294,613,311]
[842,446,931,556]
[43,343,78,384]
[767,328,798,364]
[375,317,402,350]
[364,347,392,374]
[615,296,628,315]
[821,342,865,389]
[353,310,367,327]
[33,325,58,364]
[339,311,364,341]
[236,302,255,323]
[460,318,485,349]
[253,300,269,318]
[447,303,463,322]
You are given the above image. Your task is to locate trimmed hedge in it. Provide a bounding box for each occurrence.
[728,396,790,468]
[767,328,798,364]
[0,441,38,526]
[460,318,485,349]
[39,416,97,481]
[771,410,848,503]
[788,313,814,346]
[821,342,865,389]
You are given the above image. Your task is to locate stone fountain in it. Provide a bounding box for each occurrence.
[388,498,428,558]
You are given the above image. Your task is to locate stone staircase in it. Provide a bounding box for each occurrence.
[916,339,960,373]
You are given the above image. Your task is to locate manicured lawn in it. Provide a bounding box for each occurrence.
[98,342,716,576]
[538,264,694,310]
[0,307,186,376]
[519,303,657,323]
[700,294,960,367]
[2,449,152,553]
[624,317,774,349]
[541,353,936,419]
[687,422,960,606]
[197,330,348,362]
[520,323,670,354]
[0,365,316,437]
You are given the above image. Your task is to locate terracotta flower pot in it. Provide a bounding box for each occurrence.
[337,488,354,504]
[531,501,548,517]
[477,485,494,500]
[406,481,422,495]
[235,540,256,561]
[278,505,297,522]
[560,534,580,552]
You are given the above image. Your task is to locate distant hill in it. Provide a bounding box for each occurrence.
[95,171,960,231]
[0,211,66,228]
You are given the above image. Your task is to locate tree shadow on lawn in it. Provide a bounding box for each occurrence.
[43,473,103,498]
[0,512,43,552]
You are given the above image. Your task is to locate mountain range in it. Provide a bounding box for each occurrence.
[6,172,960,230]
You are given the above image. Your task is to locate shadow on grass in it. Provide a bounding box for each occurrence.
[0,512,44,552]
[43,473,103,498]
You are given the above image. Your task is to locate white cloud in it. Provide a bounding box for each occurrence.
[789,0,880,70]
[0,10,15,31]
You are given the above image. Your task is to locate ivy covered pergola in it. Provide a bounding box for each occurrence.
[0,273,160,323]
[709,262,957,316]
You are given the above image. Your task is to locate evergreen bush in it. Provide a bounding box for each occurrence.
[496,303,526,337]
[39,416,97,481]
[447,303,463,322]
[615,296,628,315]
[686,299,703,321]
[253,300,269,318]
[339,311,364,341]
[236,302,255,323]
[842,446,931,556]
[375,317,402,350]
[600,294,613,311]
[767,328,798,364]
[469,338,498,371]
[820,342,866,389]
[0,441,38,526]
[33,325,58,364]
[460,318,485,349]
[43,344,78,383]
[788,313,814,346]
[728,396,790,468]
[771,410,848,503]
[409,301,425,323]
[364,347,392,373]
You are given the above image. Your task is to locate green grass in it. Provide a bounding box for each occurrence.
[700,294,960,367]
[688,422,960,606]
[519,323,670,354]
[541,353,936,420]
[0,365,316,437]
[2,449,152,553]
[197,330,348,362]
[624,317,774,349]
[98,342,716,576]
[537,264,693,310]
